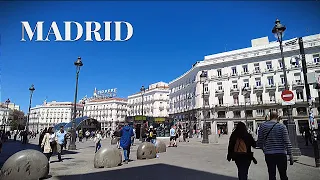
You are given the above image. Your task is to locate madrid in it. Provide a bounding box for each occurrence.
[20,21,134,42]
